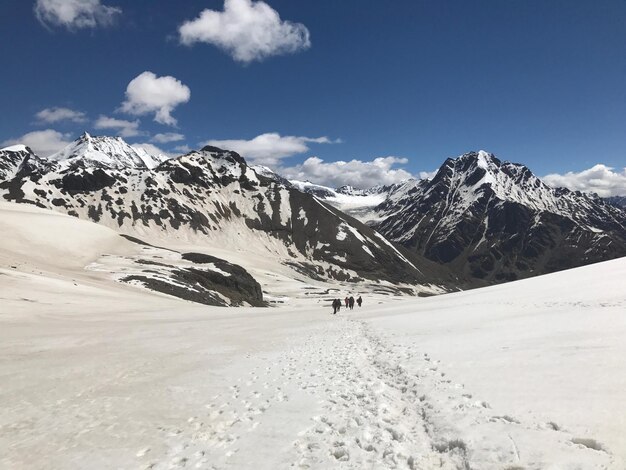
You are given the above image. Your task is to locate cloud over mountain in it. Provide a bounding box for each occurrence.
[152,133,185,144]
[279,156,415,189]
[543,164,626,197]
[94,116,142,138]
[120,72,190,126]
[34,0,121,30]
[36,107,87,124]
[1,129,71,157]
[204,133,336,165]
[179,0,310,63]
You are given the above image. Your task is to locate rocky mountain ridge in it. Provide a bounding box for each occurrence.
[0,135,450,299]
[379,152,625,282]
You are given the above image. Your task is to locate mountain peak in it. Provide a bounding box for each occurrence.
[48,134,165,170]
[450,150,502,172]
[424,150,569,215]
[0,144,32,154]
[200,145,227,153]
[198,145,247,166]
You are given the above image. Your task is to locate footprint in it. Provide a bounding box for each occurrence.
[136,447,150,457]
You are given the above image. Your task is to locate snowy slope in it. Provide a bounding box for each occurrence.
[364,256,626,469]
[1,235,624,469]
[0,202,266,306]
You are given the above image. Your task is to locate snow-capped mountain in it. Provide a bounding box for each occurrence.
[604,195,626,210]
[371,151,626,282]
[48,133,169,170]
[0,145,36,181]
[0,136,450,291]
[286,150,625,283]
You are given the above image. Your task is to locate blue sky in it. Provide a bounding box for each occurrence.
[1,0,625,194]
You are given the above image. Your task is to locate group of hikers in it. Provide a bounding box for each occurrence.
[331,295,362,314]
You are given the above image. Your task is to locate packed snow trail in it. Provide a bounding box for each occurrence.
[137,317,616,470]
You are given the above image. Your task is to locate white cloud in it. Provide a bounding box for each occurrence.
[152,132,185,143]
[419,170,437,180]
[119,72,191,126]
[278,156,416,189]
[203,133,336,165]
[1,129,72,157]
[94,115,141,137]
[34,0,121,30]
[179,0,310,63]
[543,164,626,197]
[173,144,192,154]
[36,107,87,124]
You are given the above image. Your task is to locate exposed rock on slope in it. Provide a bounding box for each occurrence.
[0,199,265,307]
[91,235,266,307]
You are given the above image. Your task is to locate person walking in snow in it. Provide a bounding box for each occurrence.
[345,296,349,308]
[349,296,355,310]
[332,298,341,315]
[356,296,362,307]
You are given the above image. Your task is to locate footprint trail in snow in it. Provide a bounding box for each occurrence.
[140,317,616,470]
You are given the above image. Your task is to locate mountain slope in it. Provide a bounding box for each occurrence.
[371,151,626,282]
[604,195,626,210]
[0,135,449,292]
[0,201,265,307]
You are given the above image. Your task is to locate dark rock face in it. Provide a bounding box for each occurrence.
[181,252,265,306]
[372,152,626,283]
[61,168,117,193]
[0,137,434,288]
[115,236,266,307]
[122,265,265,308]
[604,196,626,210]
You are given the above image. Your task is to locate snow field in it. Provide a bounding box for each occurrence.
[0,200,624,469]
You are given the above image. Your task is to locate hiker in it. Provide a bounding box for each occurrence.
[349,296,355,310]
[332,298,341,315]
[356,296,362,307]
[344,296,349,308]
